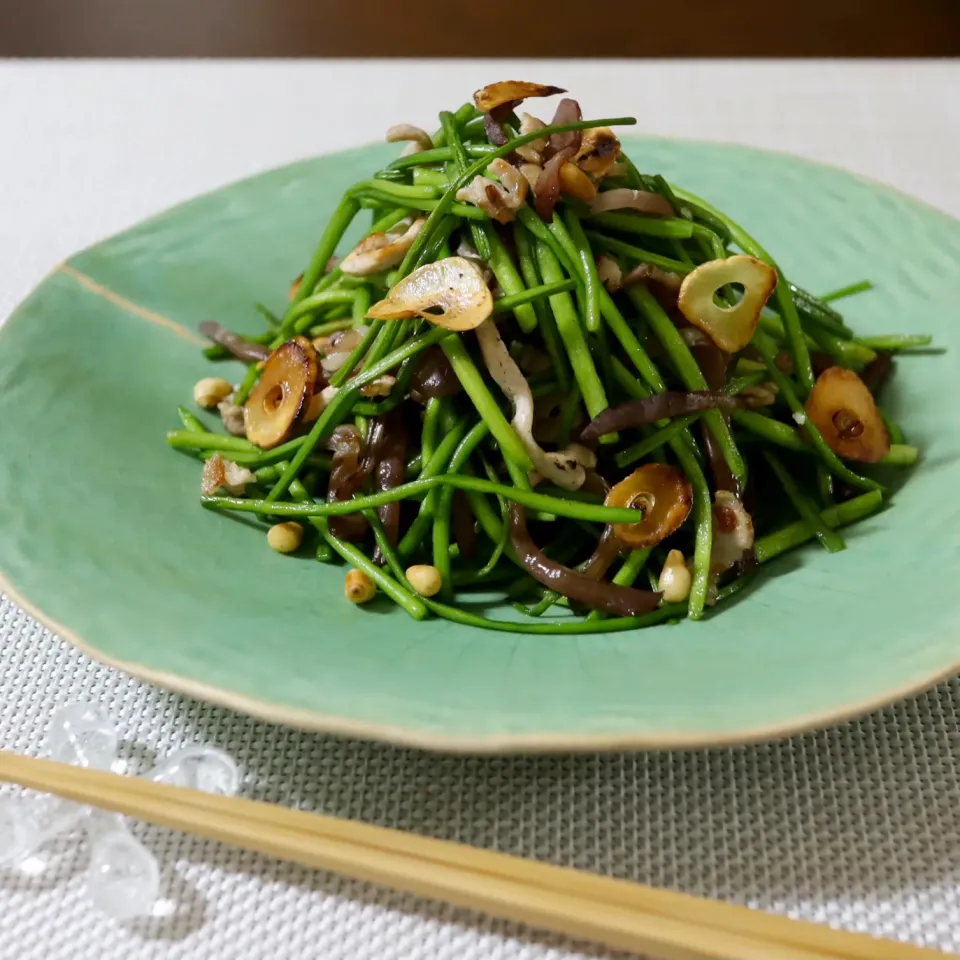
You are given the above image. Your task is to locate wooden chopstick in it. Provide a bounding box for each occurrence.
[0,752,950,960]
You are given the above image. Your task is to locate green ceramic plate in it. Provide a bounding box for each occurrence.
[2,138,958,752]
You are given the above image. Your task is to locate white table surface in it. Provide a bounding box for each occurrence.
[1,59,959,960]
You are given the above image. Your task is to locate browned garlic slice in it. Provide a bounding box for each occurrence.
[303,392,325,424]
[304,384,343,424]
[804,366,890,462]
[677,255,778,353]
[574,127,621,178]
[366,257,493,331]
[340,218,425,276]
[473,81,565,113]
[455,158,528,224]
[244,337,318,449]
[455,237,493,284]
[559,162,596,202]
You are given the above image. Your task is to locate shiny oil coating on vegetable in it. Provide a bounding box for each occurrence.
[171,80,934,633]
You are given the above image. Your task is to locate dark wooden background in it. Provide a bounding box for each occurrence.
[2,0,958,56]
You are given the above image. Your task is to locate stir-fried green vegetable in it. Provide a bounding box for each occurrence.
[169,81,935,633]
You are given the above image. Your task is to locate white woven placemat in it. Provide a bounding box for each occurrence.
[2,60,959,960]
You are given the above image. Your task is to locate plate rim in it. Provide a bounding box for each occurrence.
[2,137,958,753]
[3,570,959,752]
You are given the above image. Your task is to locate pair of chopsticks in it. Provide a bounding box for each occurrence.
[0,751,950,960]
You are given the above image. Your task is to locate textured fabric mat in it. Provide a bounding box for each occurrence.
[2,60,960,960]
[2,597,959,958]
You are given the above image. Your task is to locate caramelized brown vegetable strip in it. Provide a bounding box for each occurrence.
[508,504,661,616]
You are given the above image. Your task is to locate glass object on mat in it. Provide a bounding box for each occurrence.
[150,745,240,796]
[2,702,240,919]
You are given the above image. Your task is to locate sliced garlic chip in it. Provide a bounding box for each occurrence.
[677,255,778,353]
[366,257,493,331]
[558,162,596,202]
[340,218,424,277]
[473,81,565,113]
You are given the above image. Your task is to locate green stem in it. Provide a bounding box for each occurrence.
[786,283,854,339]
[725,371,768,397]
[881,444,919,466]
[558,381,582,449]
[310,317,357,338]
[352,189,491,222]
[672,186,815,391]
[350,180,440,202]
[387,144,495,171]
[316,518,427,620]
[672,440,712,620]
[485,226,538,333]
[598,286,664,394]
[628,285,746,488]
[421,598,683,635]
[854,334,934,352]
[806,323,877,369]
[412,168,450,189]
[562,208,602,334]
[277,195,360,340]
[515,206,579,276]
[266,327,452,502]
[398,115,638,276]
[609,357,701,464]
[351,286,372,328]
[289,290,358,334]
[585,548,652,621]
[440,337,535,476]
[820,279,873,302]
[255,303,280,330]
[586,211,695,239]
[494,279,576,315]
[177,407,209,433]
[582,231,690,275]
[534,240,610,424]
[733,409,917,467]
[750,330,883,493]
[206,474,653,525]
[166,430,257,454]
[513,223,570,390]
[232,363,261,406]
[329,321,383,388]
[441,109,492,260]
[615,415,700,468]
[396,406,472,559]
[763,450,845,553]
[755,491,884,563]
